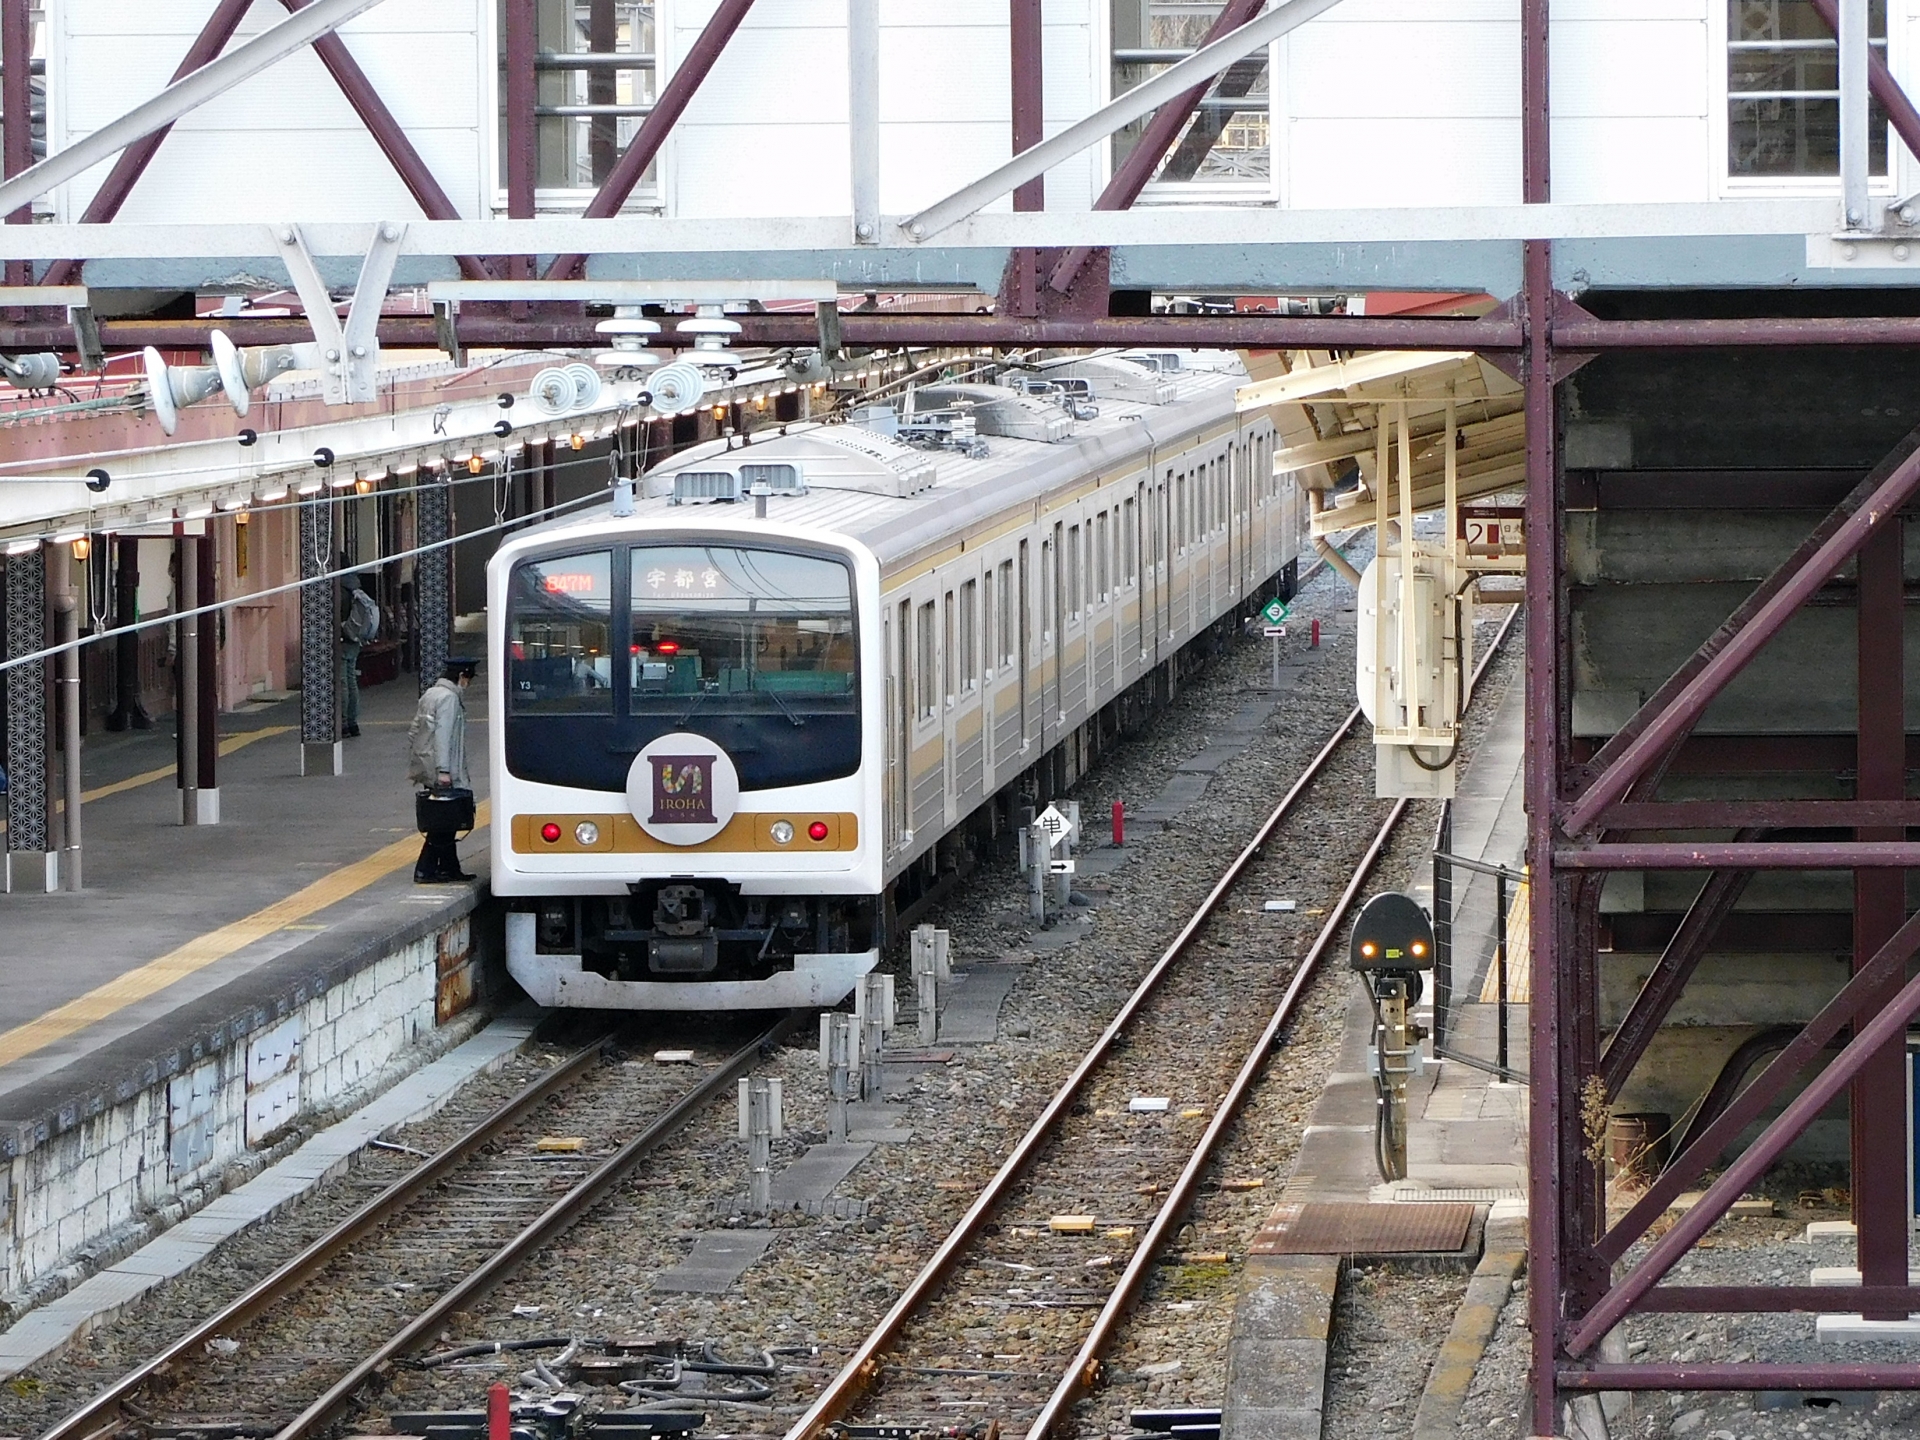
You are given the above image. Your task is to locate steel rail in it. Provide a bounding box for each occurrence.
[1024,796,1408,1440]
[273,1011,805,1440]
[784,602,1519,1440]
[38,1031,614,1440]
[1022,602,1520,1440]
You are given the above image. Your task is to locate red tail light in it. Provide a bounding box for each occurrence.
[808,821,830,842]
[541,822,562,843]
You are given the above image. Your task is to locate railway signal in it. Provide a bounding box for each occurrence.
[1350,891,1435,1182]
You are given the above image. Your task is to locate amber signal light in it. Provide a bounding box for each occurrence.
[808,821,830,842]
[540,822,562,843]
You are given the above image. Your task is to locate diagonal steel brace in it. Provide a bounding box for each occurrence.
[1596,902,1920,1269]
[271,221,406,405]
[1562,422,1920,836]
[1571,929,1920,1355]
[1597,830,1762,1098]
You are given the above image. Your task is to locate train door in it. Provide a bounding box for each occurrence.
[1018,538,1031,751]
[1050,520,1065,726]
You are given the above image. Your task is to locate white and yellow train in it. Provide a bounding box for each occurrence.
[488,351,1300,1010]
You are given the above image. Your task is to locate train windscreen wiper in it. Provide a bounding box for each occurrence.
[674,684,715,728]
[759,682,806,728]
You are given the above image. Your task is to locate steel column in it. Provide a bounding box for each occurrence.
[544,0,760,279]
[4,543,51,890]
[2,0,29,220]
[2,0,29,290]
[1840,0,1870,228]
[1519,0,1558,1425]
[299,500,340,777]
[587,0,618,182]
[196,530,218,814]
[1852,518,1906,1315]
[176,532,200,822]
[1005,0,1044,313]
[416,471,451,694]
[848,0,879,245]
[1523,232,1564,1440]
[506,0,536,227]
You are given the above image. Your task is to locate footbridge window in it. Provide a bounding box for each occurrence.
[1729,0,1888,178]
[1110,0,1271,194]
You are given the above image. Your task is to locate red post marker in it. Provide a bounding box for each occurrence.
[1310,618,1321,649]
[1112,800,1125,847]
[488,1382,511,1440]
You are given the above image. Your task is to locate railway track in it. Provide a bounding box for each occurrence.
[785,606,1519,1440]
[40,1014,802,1440]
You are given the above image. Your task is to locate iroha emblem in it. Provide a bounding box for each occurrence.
[628,733,741,844]
[650,755,718,825]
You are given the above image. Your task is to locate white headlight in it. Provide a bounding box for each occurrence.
[770,820,795,845]
[574,821,601,846]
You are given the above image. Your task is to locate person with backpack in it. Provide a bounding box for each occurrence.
[338,573,380,738]
[408,657,477,883]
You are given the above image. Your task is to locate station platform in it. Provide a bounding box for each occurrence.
[1223,651,1529,1440]
[0,671,498,1314]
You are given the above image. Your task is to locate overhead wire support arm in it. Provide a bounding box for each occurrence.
[0,0,397,222]
[901,0,1346,243]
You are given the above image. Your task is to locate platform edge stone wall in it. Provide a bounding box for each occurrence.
[0,901,504,1313]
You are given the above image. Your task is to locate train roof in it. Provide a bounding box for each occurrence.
[507,353,1253,574]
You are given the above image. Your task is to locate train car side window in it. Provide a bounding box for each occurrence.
[917,600,937,721]
[1096,511,1111,602]
[1068,524,1083,621]
[943,589,956,706]
[998,560,1015,666]
[961,578,979,691]
[1123,497,1137,584]
[507,550,615,714]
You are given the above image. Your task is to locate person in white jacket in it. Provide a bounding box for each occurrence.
[407,658,476,883]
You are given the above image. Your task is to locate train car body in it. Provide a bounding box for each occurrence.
[489,353,1299,1011]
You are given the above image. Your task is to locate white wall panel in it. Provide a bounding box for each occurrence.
[111,129,438,223]
[881,30,1010,124]
[670,124,852,215]
[1554,19,1708,119]
[1285,118,1522,208]
[1286,23,1518,120]
[1552,117,1710,203]
[675,29,850,120]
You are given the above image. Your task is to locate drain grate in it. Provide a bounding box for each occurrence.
[1249,1201,1476,1256]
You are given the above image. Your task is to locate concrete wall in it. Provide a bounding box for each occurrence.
[0,906,497,1314]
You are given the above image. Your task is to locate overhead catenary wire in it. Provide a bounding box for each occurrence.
[0,484,609,676]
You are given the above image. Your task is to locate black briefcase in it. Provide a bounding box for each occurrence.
[416,787,476,836]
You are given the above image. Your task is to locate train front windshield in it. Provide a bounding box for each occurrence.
[507,543,860,792]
